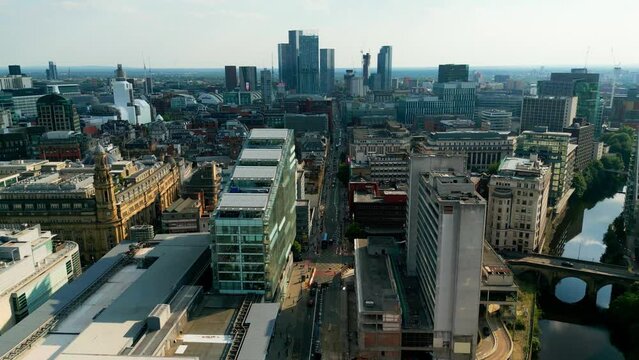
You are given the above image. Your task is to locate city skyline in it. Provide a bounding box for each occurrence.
[0,0,637,68]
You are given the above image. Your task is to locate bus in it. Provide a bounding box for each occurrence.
[321,233,329,249]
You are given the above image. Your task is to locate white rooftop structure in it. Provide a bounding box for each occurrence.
[218,193,269,210]
[239,148,282,162]
[248,128,289,140]
[232,166,277,180]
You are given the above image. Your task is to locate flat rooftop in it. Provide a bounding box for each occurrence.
[248,128,290,140]
[239,148,282,162]
[237,303,279,360]
[354,237,400,314]
[232,166,277,180]
[218,193,269,211]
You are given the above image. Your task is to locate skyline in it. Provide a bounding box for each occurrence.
[0,0,637,69]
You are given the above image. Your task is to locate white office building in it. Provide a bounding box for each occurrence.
[112,64,152,125]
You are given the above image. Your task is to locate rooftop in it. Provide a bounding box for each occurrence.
[248,128,289,140]
[354,237,400,314]
[239,148,282,162]
[232,166,277,180]
[218,193,269,211]
[236,303,279,360]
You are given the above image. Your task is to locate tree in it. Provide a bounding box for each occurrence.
[345,222,364,241]
[572,173,587,198]
[486,162,500,175]
[291,241,302,261]
[600,215,627,266]
[608,282,639,358]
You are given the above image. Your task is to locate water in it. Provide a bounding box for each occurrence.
[538,320,624,360]
[541,192,626,359]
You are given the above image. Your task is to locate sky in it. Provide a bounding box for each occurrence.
[0,0,637,69]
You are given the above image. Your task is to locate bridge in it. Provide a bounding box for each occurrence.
[505,253,639,306]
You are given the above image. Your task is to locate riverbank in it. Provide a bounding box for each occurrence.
[511,278,540,360]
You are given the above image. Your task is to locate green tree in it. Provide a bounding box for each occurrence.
[608,282,639,358]
[600,215,627,266]
[291,241,302,261]
[602,127,636,168]
[486,162,500,175]
[572,172,587,198]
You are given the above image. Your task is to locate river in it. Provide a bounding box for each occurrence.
[540,192,626,360]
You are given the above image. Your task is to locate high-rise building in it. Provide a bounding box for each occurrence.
[520,96,577,132]
[36,93,81,132]
[319,48,335,94]
[112,64,152,125]
[480,109,513,132]
[412,171,485,359]
[486,156,551,253]
[362,52,371,89]
[225,65,238,91]
[538,69,602,137]
[278,30,301,91]
[8,65,21,76]
[438,64,469,83]
[0,75,33,90]
[376,45,392,91]
[238,66,258,91]
[516,128,575,206]
[211,129,296,300]
[260,68,273,104]
[563,120,595,171]
[46,61,58,80]
[298,33,320,94]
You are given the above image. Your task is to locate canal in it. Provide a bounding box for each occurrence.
[540,191,626,360]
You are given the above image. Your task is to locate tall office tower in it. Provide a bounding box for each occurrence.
[438,64,469,83]
[225,65,238,91]
[319,48,335,94]
[211,129,296,300]
[538,69,602,137]
[486,156,551,253]
[8,65,21,76]
[520,96,577,132]
[516,128,574,206]
[238,66,258,91]
[480,109,513,132]
[278,30,302,91]
[112,64,152,125]
[298,33,320,94]
[376,45,392,91]
[406,154,466,276]
[413,171,485,360]
[563,120,595,171]
[260,69,273,104]
[362,52,371,88]
[433,81,477,118]
[36,93,80,131]
[344,70,355,94]
[46,61,58,80]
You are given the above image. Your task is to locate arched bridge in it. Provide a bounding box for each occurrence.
[506,253,639,306]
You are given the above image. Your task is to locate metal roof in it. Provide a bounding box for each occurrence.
[218,193,269,210]
[239,148,282,162]
[232,166,277,180]
[236,303,279,360]
[248,128,290,140]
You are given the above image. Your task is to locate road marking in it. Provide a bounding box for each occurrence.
[175,345,188,354]
[180,334,232,343]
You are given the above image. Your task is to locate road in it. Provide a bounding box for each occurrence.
[508,254,639,281]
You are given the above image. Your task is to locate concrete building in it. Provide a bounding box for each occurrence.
[0,75,33,91]
[397,82,476,125]
[480,109,512,132]
[182,162,221,212]
[350,124,411,163]
[475,92,523,118]
[319,48,335,94]
[0,224,81,334]
[36,93,81,132]
[520,96,577,132]
[438,64,469,83]
[112,64,152,125]
[161,197,206,233]
[239,66,258,91]
[46,84,80,96]
[412,171,485,359]
[419,131,516,172]
[563,120,595,171]
[516,128,574,208]
[225,65,238,91]
[129,224,154,243]
[3,89,46,120]
[351,186,407,233]
[211,129,296,300]
[283,113,329,134]
[260,68,273,104]
[486,156,551,253]
[0,149,180,262]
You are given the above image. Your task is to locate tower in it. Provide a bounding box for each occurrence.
[93,145,118,223]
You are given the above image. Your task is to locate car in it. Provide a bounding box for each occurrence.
[561,261,574,267]
[482,326,491,336]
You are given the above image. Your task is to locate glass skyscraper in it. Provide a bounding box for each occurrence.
[278,30,320,94]
[376,45,392,91]
[319,48,335,94]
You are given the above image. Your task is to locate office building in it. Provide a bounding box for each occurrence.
[320,48,335,94]
[8,65,21,76]
[225,65,238,91]
[486,156,551,253]
[516,128,574,207]
[350,125,411,163]
[420,131,516,172]
[538,69,602,137]
[351,186,407,232]
[112,64,152,125]
[0,150,180,262]
[0,109,11,129]
[475,92,523,117]
[46,61,58,80]
[563,120,595,171]
[0,75,32,90]
[412,171,485,359]
[0,224,81,334]
[298,33,320,94]
[46,83,81,96]
[161,197,206,233]
[362,52,371,89]
[398,83,476,125]
[480,109,512,132]
[438,64,469,83]
[211,129,296,300]
[36,93,81,132]
[376,45,393,91]
[278,30,301,91]
[520,96,577,132]
[239,66,258,91]
[260,68,273,104]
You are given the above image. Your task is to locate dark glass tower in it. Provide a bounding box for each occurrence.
[438,64,469,83]
[225,65,237,91]
[376,46,392,91]
[320,48,335,94]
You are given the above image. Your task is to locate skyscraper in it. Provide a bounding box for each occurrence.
[520,96,577,132]
[260,68,273,104]
[298,32,319,94]
[320,48,335,94]
[362,52,371,88]
[46,61,58,80]
[211,129,297,300]
[376,46,392,91]
[225,65,237,91]
[438,64,469,83]
[537,69,602,137]
[8,65,21,76]
[278,30,301,91]
[238,66,258,91]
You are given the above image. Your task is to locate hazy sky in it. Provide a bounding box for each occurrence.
[1,0,637,69]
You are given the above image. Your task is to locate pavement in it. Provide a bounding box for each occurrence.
[476,312,513,360]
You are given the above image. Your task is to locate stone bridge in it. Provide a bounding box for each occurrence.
[506,253,639,306]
